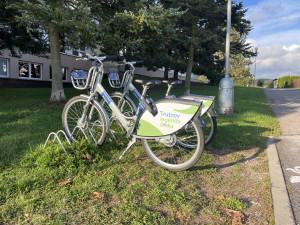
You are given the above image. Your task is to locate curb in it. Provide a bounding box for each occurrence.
[267,137,296,225]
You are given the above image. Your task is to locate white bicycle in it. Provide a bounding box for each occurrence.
[62,54,205,171]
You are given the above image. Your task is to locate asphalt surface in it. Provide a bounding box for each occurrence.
[265,88,300,224]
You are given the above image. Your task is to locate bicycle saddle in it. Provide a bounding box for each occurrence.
[162,80,182,86]
[134,79,161,87]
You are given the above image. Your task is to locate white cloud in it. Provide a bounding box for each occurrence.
[246,0,300,46]
[251,43,300,79]
[247,0,300,29]
[243,0,300,79]
[257,29,300,47]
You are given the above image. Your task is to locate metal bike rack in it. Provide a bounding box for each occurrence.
[71,120,103,145]
[44,121,103,156]
[44,130,76,156]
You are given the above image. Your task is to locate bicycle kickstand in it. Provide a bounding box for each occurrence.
[114,137,137,164]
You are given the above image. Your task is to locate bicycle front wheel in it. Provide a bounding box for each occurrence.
[141,120,204,171]
[100,92,136,141]
[62,96,108,145]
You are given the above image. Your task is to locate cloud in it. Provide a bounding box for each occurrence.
[257,29,300,47]
[250,43,300,79]
[246,0,300,46]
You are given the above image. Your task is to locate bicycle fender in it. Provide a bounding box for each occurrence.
[179,94,215,115]
[208,105,218,116]
[136,98,201,137]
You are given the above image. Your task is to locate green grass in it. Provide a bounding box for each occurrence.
[0,82,280,224]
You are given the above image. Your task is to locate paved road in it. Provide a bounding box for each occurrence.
[265,88,300,224]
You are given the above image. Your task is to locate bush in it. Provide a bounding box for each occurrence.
[257,80,264,87]
[277,75,300,88]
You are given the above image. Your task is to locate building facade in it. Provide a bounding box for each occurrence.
[0,49,92,84]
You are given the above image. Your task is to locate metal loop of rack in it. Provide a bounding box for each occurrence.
[44,124,101,156]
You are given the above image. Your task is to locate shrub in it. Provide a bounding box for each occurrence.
[277,75,300,88]
[267,82,273,88]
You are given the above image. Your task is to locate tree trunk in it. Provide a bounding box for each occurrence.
[174,70,178,80]
[48,23,66,102]
[184,44,194,94]
[164,66,169,80]
[184,19,197,95]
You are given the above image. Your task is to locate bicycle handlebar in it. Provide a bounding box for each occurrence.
[134,60,144,64]
[76,54,117,63]
[116,59,144,67]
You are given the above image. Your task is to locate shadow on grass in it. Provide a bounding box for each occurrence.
[191,147,265,171]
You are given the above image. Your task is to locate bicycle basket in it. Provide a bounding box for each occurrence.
[108,73,122,88]
[71,70,88,89]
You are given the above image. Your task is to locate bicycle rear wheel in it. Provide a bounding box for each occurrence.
[141,120,204,171]
[202,111,217,146]
[62,96,108,145]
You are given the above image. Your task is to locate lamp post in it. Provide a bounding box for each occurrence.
[253,47,258,88]
[218,0,234,114]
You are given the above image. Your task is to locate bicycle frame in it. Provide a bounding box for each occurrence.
[78,57,203,140]
[112,62,217,117]
[79,66,135,135]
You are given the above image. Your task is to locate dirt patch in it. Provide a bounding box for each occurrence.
[182,148,274,224]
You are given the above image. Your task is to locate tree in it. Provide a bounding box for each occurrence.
[10,0,98,102]
[216,29,255,86]
[158,0,253,90]
[99,3,182,78]
[0,0,48,56]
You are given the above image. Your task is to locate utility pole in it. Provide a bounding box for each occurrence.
[218,0,234,114]
[253,47,258,88]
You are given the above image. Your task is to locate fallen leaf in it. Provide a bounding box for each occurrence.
[176,211,184,221]
[82,153,93,160]
[232,216,243,225]
[215,195,225,200]
[24,213,30,219]
[58,179,72,186]
[91,191,104,200]
[95,171,106,176]
[226,208,245,225]
[171,218,176,223]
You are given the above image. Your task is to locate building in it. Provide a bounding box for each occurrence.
[0,49,92,86]
[0,48,199,87]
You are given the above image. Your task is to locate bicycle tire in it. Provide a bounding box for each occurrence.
[141,120,204,172]
[100,92,136,141]
[202,111,217,146]
[62,95,108,145]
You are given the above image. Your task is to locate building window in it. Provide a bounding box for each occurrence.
[19,61,42,79]
[0,58,9,77]
[50,66,67,81]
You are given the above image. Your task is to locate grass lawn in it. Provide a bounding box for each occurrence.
[0,82,280,224]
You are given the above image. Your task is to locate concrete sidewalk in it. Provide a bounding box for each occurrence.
[267,137,296,225]
[265,88,300,225]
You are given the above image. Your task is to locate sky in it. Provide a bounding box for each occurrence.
[241,0,300,79]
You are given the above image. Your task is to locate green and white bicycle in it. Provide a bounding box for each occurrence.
[62,54,205,171]
[104,59,218,146]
